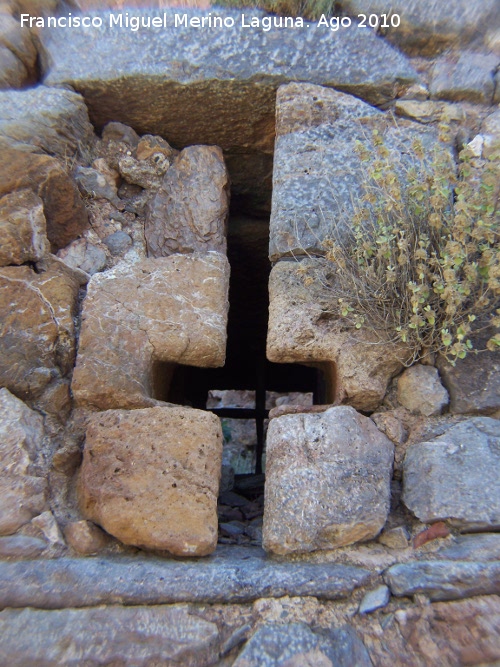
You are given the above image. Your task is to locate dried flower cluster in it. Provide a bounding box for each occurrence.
[307,122,500,365]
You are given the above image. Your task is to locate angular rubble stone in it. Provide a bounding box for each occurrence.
[57,237,106,276]
[437,330,500,414]
[362,596,500,666]
[72,252,229,410]
[358,585,390,614]
[31,511,65,547]
[118,149,174,191]
[262,406,394,554]
[0,535,47,559]
[103,230,132,256]
[0,259,85,403]
[0,141,88,250]
[0,606,220,667]
[385,560,500,601]
[482,108,500,159]
[0,86,95,159]
[397,365,449,416]
[395,100,465,124]
[434,533,500,562]
[146,146,229,257]
[74,166,119,203]
[267,260,407,411]
[340,0,499,55]
[0,547,370,607]
[378,526,410,549]
[0,14,36,78]
[0,189,48,266]
[0,389,47,535]
[403,418,500,530]
[63,520,109,555]
[79,406,223,556]
[0,45,27,90]
[430,52,499,104]
[269,83,442,261]
[39,8,416,211]
[233,623,372,667]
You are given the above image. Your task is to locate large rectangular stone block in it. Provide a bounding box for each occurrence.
[262,406,394,554]
[38,8,416,211]
[72,252,230,410]
[79,406,223,556]
[269,83,441,261]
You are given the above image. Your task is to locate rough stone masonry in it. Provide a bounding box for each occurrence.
[0,0,499,664]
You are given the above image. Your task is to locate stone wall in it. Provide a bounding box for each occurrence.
[0,0,499,664]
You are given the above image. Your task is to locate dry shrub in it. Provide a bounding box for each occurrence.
[305,121,500,365]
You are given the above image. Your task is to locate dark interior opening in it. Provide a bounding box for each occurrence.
[153,212,332,472]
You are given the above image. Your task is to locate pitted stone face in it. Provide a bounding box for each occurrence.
[266,259,407,412]
[78,406,223,556]
[71,252,230,411]
[269,83,445,261]
[145,145,229,257]
[262,405,394,554]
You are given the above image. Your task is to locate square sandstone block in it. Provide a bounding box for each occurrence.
[78,406,223,556]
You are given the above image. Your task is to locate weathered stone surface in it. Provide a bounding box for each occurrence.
[0,258,85,403]
[72,252,229,410]
[0,87,92,247]
[434,533,500,562]
[0,13,36,77]
[403,418,500,530]
[79,406,223,556]
[361,596,500,666]
[0,547,370,607]
[0,606,220,667]
[0,535,47,559]
[340,0,499,55]
[269,83,441,261]
[378,526,409,550]
[103,230,132,256]
[233,623,372,667]
[437,331,500,414]
[263,406,394,554]
[385,560,500,601]
[0,141,89,250]
[16,0,58,13]
[57,237,106,276]
[482,107,500,159]
[395,100,466,124]
[0,189,48,266]
[413,521,450,549]
[63,520,109,555]
[39,8,416,210]
[0,86,95,159]
[0,45,27,90]
[0,389,47,535]
[74,165,119,203]
[266,260,406,411]
[397,365,449,416]
[31,510,65,548]
[146,145,229,257]
[358,585,390,614]
[430,52,499,104]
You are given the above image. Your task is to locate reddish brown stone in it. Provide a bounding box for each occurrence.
[0,141,88,250]
[413,521,451,549]
[79,406,223,556]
